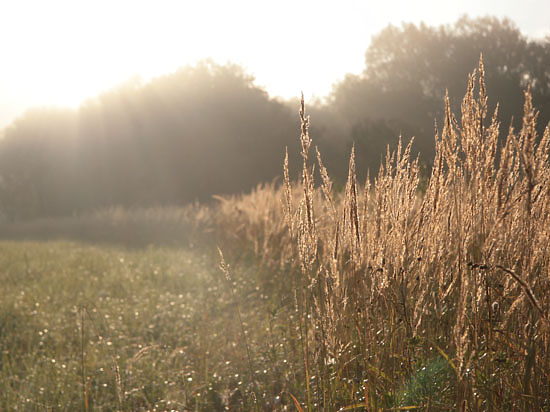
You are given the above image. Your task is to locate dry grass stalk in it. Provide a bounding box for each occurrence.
[211,56,550,410]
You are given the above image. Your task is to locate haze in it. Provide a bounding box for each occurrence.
[1,0,549,130]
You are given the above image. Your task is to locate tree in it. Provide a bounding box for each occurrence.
[0,61,299,219]
[0,108,78,219]
[328,16,550,169]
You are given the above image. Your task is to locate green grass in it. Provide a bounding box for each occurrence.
[0,240,301,411]
[398,356,454,409]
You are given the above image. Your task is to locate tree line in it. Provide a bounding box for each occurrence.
[1,16,549,219]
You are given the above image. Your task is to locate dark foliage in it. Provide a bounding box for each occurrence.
[0,62,300,219]
[324,16,550,174]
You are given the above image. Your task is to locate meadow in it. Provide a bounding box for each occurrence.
[1,60,549,411]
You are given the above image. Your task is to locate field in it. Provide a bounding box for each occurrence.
[0,240,302,411]
[1,62,550,411]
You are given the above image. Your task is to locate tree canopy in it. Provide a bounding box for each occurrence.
[0,61,299,219]
[1,16,549,219]
[326,16,550,168]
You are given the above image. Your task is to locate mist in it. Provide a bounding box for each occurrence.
[0,16,548,223]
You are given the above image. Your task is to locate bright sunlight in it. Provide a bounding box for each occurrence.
[1,0,549,129]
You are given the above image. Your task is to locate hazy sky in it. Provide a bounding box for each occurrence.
[0,0,549,129]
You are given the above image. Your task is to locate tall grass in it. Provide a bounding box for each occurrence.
[213,58,550,410]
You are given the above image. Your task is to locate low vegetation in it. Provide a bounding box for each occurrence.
[1,59,549,411]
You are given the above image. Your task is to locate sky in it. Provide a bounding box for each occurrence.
[0,0,549,130]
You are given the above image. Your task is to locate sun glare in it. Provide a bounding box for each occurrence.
[1,0,549,128]
[3,1,201,107]
[1,0,373,112]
